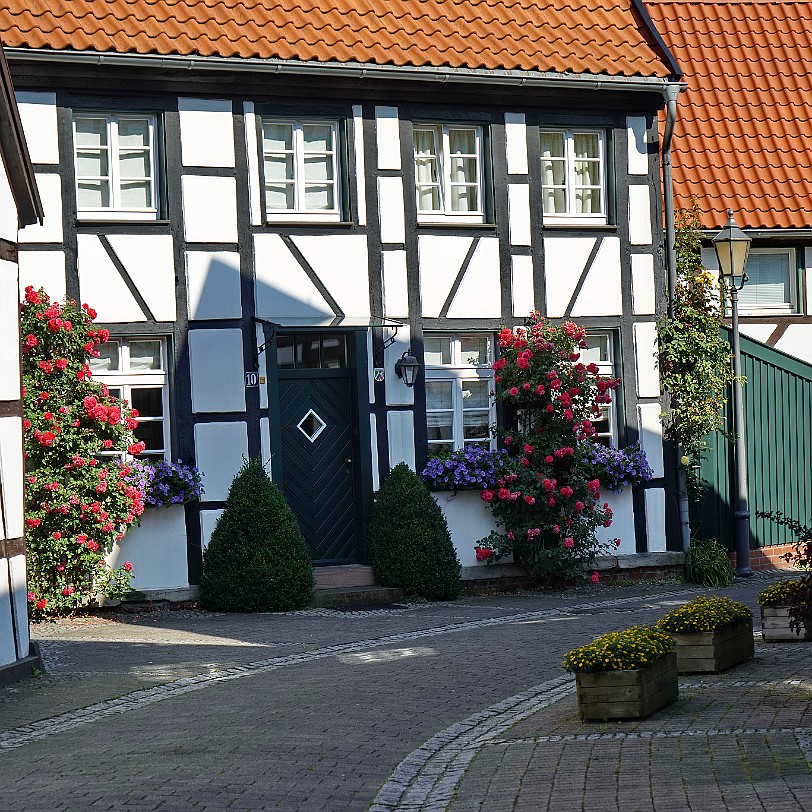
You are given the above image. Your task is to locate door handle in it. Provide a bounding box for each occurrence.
[345,457,353,465]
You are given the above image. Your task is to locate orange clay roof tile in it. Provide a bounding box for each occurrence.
[0,0,673,77]
[648,0,812,230]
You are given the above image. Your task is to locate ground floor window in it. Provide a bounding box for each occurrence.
[582,332,617,445]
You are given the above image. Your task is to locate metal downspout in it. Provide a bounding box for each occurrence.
[661,83,690,553]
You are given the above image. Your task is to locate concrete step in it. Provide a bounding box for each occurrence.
[314,564,376,589]
[312,585,405,609]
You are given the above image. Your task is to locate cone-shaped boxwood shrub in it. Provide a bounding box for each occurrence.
[201,459,314,612]
[367,463,461,600]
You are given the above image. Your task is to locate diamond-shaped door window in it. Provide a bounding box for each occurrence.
[297,409,327,443]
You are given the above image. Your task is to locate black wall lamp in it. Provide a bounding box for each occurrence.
[394,349,421,388]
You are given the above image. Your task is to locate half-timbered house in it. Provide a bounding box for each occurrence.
[2,0,683,594]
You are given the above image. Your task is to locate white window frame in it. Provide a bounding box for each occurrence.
[539,128,606,224]
[73,113,159,221]
[261,118,342,222]
[738,248,798,315]
[424,333,495,454]
[89,337,170,462]
[583,332,617,445]
[414,124,485,224]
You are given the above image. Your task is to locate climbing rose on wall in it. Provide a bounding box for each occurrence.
[21,287,144,616]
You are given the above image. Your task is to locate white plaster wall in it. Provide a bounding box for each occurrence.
[0,417,24,539]
[0,261,21,401]
[418,235,473,317]
[631,253,656,315]
[645,488,667,552]
[15,92,59,165]
[186,251,242,320]
[0,162,17,241]
[638,402,665,478]
[254,233,333,319]
[627,116,649,176]
[504,113,528,175]
[384,325,414,406]
[189,329,246,413]
[628,185,653,246]
[18,251,66,303]
[352,105,367,226]
[243,101,262,226]
[18,174,62,244]
[775,325,812,364]
[387,410,415,470]
[739,324,777,344]
[596,488,636,555]
[634,321,660,397]
[194,422,249,502]
[179,98,235,168]
[182,176,238,243]
[432,491,498,567]
[570,237,622,317]
[8,555,29,658]
[107,234,176,322]
[382,250,409,316]
[544,236,596,318]
[512,254,535,317]
[507,184,531,246]
[77,235,145,322]
[200,509,225,552]
[292,235,370,318]
[0,558,16,666]
[446,237,501,319]
[378,176,405,244]
[370,413,380,491]
[106,506,189,590]
[375,106,401,170]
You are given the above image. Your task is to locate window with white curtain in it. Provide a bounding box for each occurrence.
[414,125,484,222]
[738,249,797,313]
[581,333,617,445]
[73,114,159,220]
[261,119,341,220]
[424,334,495,453]
[540,129,605,221]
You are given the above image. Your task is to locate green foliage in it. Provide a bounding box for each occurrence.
[657,596,751,634]
[686,537,735,587]
[367,463,461,600]
[562,626,673,673]
[758,579,807,608]
[658,205,732,491]
[200,459,314,612]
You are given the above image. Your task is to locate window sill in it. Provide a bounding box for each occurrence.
[260,220,356,228]
[417,221,497,231]
[542,222,616,231]
[76,218,169,226]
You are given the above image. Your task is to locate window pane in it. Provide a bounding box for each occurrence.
[543,188,566,215]
[75,118,108,147]
[129,341,162,370]
[574,160,601,188]
[77,150,109,177]
[460,335,488,366]
[277,334,295,369]
[265,156,294,181]
[575,188,601,214]
[296,333,320,368]
[450,157,477,184]
[424,336,452,366]
[131,387,164,417]
[582,335,610,364]
[449,129,476,155]
[426,380,453,410]
[120,181,152,208]
[266,184,295,210]
[415,158,439,184]
[463,410,490,439]
[303,124,334,152]
[417,185,441,211]
[540,132,564,158]
[118,119,150,148]
[450,185,477,212]
[263,123,293,152]
[119,151,151,179]
[89,340,120,372]
[540,159,566,187]
[107,387,123,401]
[426,413,453,441]
[462,380,489,408]
[739,253,793,308]
[77,181,110,208]
[321,334,346,368]
[574,133,599,159]
[414,129,438,157]
[134,420,164,451]
[429,442,454,454]
[304,155,334,181]
[304,184,334,210]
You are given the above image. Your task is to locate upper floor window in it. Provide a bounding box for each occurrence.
[414,125,484,222]
[261,119,341,221]
[424,333,494,453]
[73,114,159,220]
[540,129,606,222]
[738,249,797,314]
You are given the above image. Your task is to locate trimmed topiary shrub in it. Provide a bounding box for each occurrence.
[200,459,314,612]
[367,462,461,600]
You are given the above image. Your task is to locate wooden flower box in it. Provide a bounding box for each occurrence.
[671,618,754,674]
[761,607,812,642]
[575,652,678,721]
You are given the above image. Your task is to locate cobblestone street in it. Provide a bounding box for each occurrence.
[1,577,809,811]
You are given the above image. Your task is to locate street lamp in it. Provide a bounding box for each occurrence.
[712,209,753,576]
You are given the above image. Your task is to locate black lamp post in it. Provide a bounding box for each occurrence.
[394,349,421,388]
[712,209,754,576]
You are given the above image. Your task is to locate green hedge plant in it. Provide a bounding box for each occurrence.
[201,459,313,612]
[367,462,461,600]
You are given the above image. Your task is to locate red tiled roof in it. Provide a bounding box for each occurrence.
[648,0,812,230]
[0,0,673,78]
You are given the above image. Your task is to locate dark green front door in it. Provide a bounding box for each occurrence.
[278,370,359,563]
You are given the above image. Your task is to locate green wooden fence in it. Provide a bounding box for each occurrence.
[696,331,812,549]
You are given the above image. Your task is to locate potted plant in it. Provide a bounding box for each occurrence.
[657,596,754,673]
[562,626,677,721]
[758,580,812,642]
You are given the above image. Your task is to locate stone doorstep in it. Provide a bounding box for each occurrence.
[314,564,376,589]
[311,585,405,609]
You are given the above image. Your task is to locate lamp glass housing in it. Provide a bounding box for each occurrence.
[713,210,751,287]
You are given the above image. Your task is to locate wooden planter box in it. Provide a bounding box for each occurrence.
[670,618,754,674]
[761,606,812,642]
[575,652,678,721]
